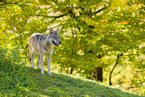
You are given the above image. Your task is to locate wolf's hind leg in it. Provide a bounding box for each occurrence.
[40,52,44,75]
[37,54,40,69]
[31,52,35,68]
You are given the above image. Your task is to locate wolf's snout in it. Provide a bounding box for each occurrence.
[59,41,61,44]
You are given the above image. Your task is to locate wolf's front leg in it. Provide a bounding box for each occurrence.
[40,53,44,75]
[47,55,52,76]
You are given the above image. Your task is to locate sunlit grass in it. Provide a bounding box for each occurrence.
[27,54,145,96]
[0,62,141,96]
[0,46,144,96]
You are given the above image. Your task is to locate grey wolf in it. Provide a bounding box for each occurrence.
[29,28,61,76]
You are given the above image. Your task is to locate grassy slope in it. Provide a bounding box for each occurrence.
[0,62,143,97]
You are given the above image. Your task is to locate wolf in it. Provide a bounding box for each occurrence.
[29,28,61,76]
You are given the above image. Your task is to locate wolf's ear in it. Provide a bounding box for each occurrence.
[57,28,60,33]
[49,28,53,35]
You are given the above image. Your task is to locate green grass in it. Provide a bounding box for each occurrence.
[0,62,143,97]
[0,48,144,97]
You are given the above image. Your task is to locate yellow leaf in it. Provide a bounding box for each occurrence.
[120,21,129,24]
[123,1,127,4]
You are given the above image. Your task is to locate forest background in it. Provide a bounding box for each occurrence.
[0,0,145,95]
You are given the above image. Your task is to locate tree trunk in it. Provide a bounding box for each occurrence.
[94,54,103,82]
[109,53,123,85]
[70,67,74,74]
[95,67,103,82]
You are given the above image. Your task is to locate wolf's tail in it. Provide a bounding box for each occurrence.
[28,37,33,61]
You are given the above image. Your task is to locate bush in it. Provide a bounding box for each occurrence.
[0,47,38,96]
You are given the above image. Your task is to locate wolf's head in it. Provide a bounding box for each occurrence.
[49,28,61,47]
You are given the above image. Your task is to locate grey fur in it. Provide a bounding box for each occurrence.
[29,28,61,76]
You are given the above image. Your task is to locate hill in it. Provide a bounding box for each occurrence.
[0,48,143,97]
[0,62,143,97]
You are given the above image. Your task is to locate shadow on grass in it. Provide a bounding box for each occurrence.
[0,62,143,97]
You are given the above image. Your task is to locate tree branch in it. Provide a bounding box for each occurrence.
[35,13,68,18]
[0,1,22,6]
[127,82,144,90]
[49,13,68,23]
[109,53,123,85]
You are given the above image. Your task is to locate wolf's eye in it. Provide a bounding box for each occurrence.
[54,36,57,39]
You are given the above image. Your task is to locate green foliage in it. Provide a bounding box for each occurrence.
[0,0,145,96]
